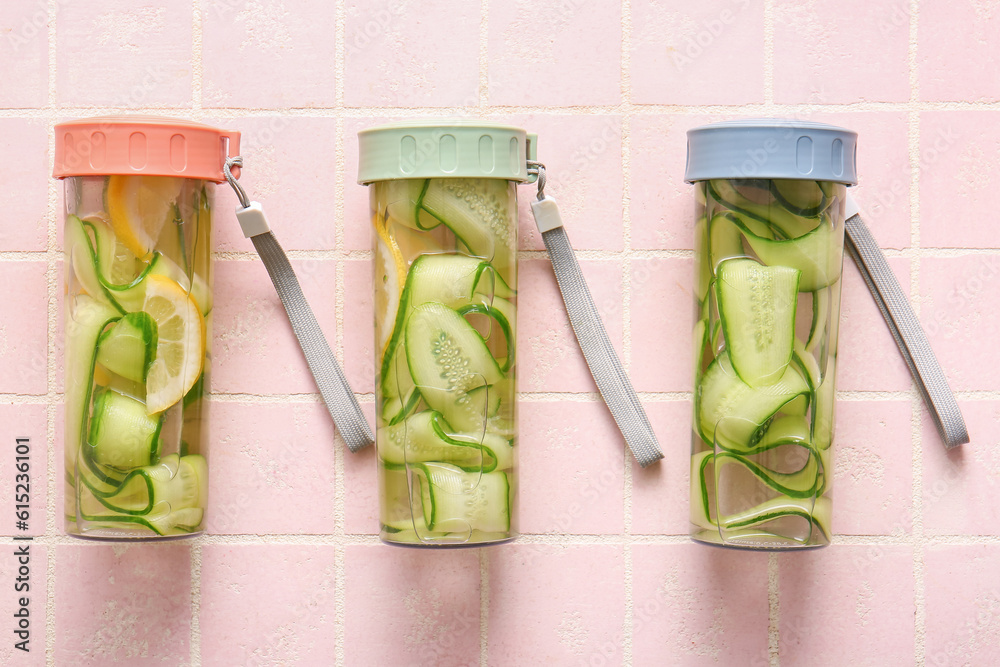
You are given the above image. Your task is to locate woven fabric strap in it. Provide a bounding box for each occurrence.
[532,196,663,467]
[224,156,373,453]
[844,195,968,449]
[249,227,375,452]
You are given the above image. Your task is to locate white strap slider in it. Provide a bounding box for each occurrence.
[531,195,564,233]
[845,192,862,220]
[236,201,271,238]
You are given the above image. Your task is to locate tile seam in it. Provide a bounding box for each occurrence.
[908,1,926,664]
[45,0,58,663]
[621,1,633,661]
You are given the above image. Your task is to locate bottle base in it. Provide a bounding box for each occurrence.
[379,529,517,549]
[691,531,829,552]
[66,527,203,542]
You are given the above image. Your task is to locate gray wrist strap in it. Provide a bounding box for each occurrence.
[844,194,968,449]
[225,159,374,452]
[250,231,374,452]
[527,167,663,467]
[541,224,663,467]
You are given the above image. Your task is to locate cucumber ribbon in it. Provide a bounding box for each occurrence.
[224,157,375,452]
[843,194,968,449]
[525,162,663,468]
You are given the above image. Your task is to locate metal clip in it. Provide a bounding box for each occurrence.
[526,160,546,201]
[224,156,250,210]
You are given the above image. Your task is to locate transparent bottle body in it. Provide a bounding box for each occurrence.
[371,178,519,547]
[63,175,212,540]
[690,179,846,550]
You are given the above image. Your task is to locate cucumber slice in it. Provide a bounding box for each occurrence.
[724,212,843,291]
[812,372,836,451]
[716,258,800,388]
[381,385,421,426]
[379,466,420,533]
[770,180,827,217]
[791,339,822,392]
[77,504,204,537]
[414,462,511,533]
[419,179,516,284]
[380,254,513,407]
[67,215,192,313]
[96,312,158,383]
[732,179,775,205]
[709,213,747,273]
[692,450,830,540]
[378,410,513,472]
[151,453,207,513]
[384,179,441,231]
[716,414,812,453]
[693,317,708,377]
[694,215,712,301]
[78,453,206,531]
[708,180,821,239]
[457,297,515,372]
[807,289,829,353]
[67,215,124,314]
[65,295,121,470]
[714,445,824,499]
[405,303,504,433]
[696,353,809,448]
[88,388,162,469]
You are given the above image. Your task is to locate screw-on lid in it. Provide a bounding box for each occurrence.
[53,116,241,182]
[357,120,537,184]
[684,119,858,185]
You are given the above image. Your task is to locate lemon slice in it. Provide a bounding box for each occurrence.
[107,175,183,260]
[374,213,407,361]
[142,274,205,414]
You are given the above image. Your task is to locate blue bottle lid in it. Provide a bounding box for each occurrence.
[684,119,858,185]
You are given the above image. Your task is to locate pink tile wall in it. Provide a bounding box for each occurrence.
[489,545,625,665]
[343,1,479,107]
[631,0,764,105]
[344,545,481,665]
[201,544,338,664]
[773,0,909,104]
[55,544,191,665]
[201,0,336,108]
[56,0,194,107]
[632,544,770,664]
[779,546,916,664]
[5,1,1000,665]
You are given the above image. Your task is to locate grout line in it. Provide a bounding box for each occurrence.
[46,0,58,663]
[0,251,56,260]
[333,9,347,663]
[334,0,345,109]
[479,3,491,661]
[480,548,489,666]
[622,543,633,667]
[334,543,346,667]
[190,11,204,664]
[479,0,490,108]
[768,552,780,667]
[5,533,1000,546]
[620,8,634,662]
[192,0,203,111]
[56,387,984,404]
[908,3,925,664]
[185,245,1000,259]
[190,543,202,667]
[912,392,927,666]
[10,100,1000,119]
[763,0,775,108]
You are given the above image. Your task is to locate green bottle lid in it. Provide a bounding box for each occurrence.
[357,120,537,184]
